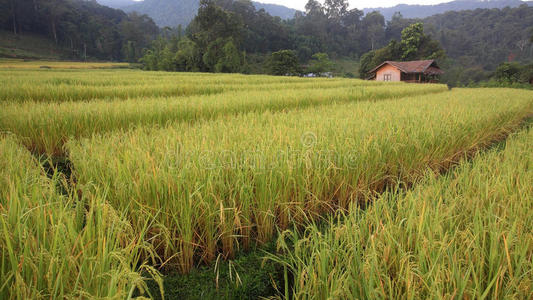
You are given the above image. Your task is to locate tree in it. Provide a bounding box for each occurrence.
[324,0,348,21]
[386,12,414,41]
[140,49,158,70]
[214,39,243,73]
[305,0,323,16]
[362,11,385,51]
[400,22,425,60]
[202,37,227,71]
[119,12,159,62]
[307,53,334,76]
[175,38,201,71]
[190,0,243,50]
[494,62,523,83]
[400,23,445,61]
[359,51,376,78]
[267,50,300,76]
[158,46,176,71]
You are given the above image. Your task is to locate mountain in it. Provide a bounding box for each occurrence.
[122,0,199,27]
[364,0,533,20]
[95,0,138,9]
[95,0,298,27]
[252,2,298,20]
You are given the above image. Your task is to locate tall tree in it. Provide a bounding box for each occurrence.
[324,0,348,21]
[400,22,425,60]
[362,11,385,51]
[305,0,324,16]
[307,52,334,76]
[189,0,243,49]
[267,50,300,76]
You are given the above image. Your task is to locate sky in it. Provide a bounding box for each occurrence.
[257,0,453,10]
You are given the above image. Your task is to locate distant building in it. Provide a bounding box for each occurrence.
[369,60,443,83]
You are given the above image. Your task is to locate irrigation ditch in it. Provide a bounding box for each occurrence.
[29,114,533,300]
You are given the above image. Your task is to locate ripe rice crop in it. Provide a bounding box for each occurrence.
[270,125,533,299]
[0,136,161,299]
[0,68,391,88]
[1,84,446,156]
[0,69,400,103]
[67,88,532,274]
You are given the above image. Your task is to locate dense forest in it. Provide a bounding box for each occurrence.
[140,0,402,72]
[364,0,533,20]
[1,0,532,84]
[0,0,158,61]
[118,0,298,27]
[139,0,533,82]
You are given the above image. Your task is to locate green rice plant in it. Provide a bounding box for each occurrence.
[0,136,162,299]
[270,125,533,299]
[1,84,446,156]
[67,88,532,274]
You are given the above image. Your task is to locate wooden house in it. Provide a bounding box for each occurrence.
[369,60,443,83]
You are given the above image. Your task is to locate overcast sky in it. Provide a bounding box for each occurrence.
[257,1,453,10]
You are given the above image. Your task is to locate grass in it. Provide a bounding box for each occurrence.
[331,58,360,78]
[269,124,533,299]
[147,243,282,300]
[67,88,532,274]
[0,135,161,299]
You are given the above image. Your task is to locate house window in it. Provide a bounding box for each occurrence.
[383,74,392,81]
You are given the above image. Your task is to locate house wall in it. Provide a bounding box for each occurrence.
[376,64,401,82]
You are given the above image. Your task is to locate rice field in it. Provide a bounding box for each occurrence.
[0,135,161,299]
[67,89,532,274]
[0,69,406,103]
[0,69,446,156]
[1,63,532,299]
[270,125,533,299]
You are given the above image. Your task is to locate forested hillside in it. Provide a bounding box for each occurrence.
[364,0,533,20]
[1,0,532,84]
[107,0,298,27]
[95,0,138,9]
[0,0,158,61]
[373,4,533,83]
[140,0,533,83]
[424,6,533,83]
[99,0,533,28]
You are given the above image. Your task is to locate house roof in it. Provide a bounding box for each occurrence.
[369,60,443,75]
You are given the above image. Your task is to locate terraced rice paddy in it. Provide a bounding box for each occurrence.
[0,63,531,299]
[0,136,160,299]
[270,126,533,299]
